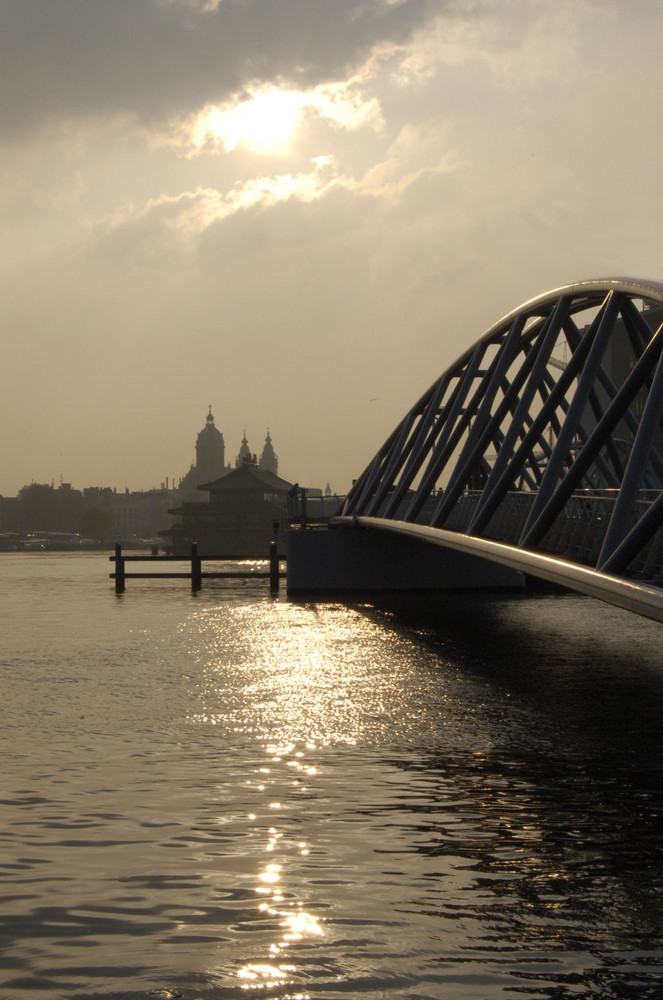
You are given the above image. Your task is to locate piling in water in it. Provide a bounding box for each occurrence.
[114,543,125,595]
[269,541,279,593]
[190,542,202,592]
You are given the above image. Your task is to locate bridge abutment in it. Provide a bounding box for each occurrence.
[287,524,525,594]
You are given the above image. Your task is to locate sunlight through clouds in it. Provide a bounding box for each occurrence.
[2,0,663,495]
[186,81,383,155]
[148,158,344,236]
[89,154,354,266]
[95,154,348,254]
[192,87,306,153]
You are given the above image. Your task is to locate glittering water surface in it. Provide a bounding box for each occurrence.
[2,553,663,999]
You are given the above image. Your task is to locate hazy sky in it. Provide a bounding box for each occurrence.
[3,0,663,496]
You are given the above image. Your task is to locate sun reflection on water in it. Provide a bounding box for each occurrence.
[283,909,324,940]
[236,961,296,990]
[236,894,324,993]
[230,742,331,994]
[182,600,440,994]
[258,863,281,884]
[183,600,422,746]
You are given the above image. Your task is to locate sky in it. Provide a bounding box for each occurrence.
[3,0,663,497]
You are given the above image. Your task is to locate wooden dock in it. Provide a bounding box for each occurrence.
[110,543,283,593]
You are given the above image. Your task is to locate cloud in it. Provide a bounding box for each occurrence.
[393,0,607,88]
[0,0,435,139]
[4,0,663,497]
[89,156,349,266]
[358,117,461,198]
[89,106,465,268]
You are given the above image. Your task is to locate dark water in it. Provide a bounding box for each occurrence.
[2,553,663,999]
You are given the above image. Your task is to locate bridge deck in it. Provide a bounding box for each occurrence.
[331,515,663,624]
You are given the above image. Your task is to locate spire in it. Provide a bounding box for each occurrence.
[236,431,253,467]
[259,428,278,475]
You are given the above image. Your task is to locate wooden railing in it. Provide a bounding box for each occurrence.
[109,542,283,593]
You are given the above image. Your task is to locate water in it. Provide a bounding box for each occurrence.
[2,553,663,999]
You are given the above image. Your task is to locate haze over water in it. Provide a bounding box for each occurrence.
[2,552,663,999]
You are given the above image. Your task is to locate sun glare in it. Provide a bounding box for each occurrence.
[189,80,383,156]
[195,87,305,153]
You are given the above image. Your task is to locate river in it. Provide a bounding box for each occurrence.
[2,552,663,999]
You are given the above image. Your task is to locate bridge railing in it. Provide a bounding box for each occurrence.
[366,488,663,583]
[533,490,663,579]
[286,492,346,528]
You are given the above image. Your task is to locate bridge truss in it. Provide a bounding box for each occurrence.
[338,278,663,621]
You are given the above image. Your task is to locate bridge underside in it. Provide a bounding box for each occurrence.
[289,517,663,624]
[287,520,525,594]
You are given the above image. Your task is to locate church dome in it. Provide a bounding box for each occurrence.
[198,406,223,444]
[194,406,226,485]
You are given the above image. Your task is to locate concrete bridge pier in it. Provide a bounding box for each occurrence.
[286,523,524,594]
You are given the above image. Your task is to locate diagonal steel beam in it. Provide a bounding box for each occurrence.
[519,291,623,543]
[520,327,663,550]
[598,342,663,570]
[560,314,626,480]
[467,296,573,534]
[600,489,663,575]
[349,451,392,514]
[342,386,435,515]
[405,341,510,522]
[429,315,528,526]
[396,347,488,521]
[471,305,604,537]
[363,410,419,516]
[382,374,456,519]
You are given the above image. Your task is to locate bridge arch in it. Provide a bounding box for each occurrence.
[292,279,663,621]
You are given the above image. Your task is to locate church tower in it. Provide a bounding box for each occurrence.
[196,406,226,482]
[178,406,228,501]
[259,429,278,476]
[236,431,253,467]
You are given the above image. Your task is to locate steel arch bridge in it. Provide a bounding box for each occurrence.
[332,278,663,623]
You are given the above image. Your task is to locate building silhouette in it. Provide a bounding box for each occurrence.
[178,407,229,501]
[166,461,293,557]
[0,408,307,550]
[164,409,291,556]
[178,409,280,501]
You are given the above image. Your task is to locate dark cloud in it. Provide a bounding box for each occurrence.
[0,0,433,137]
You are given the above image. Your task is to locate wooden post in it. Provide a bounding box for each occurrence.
[269,540,279,593]
[115,542,125,594]
[191,542,202,592]
[300,487,307,529]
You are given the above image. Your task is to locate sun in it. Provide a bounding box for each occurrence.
[194,86,306,153]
